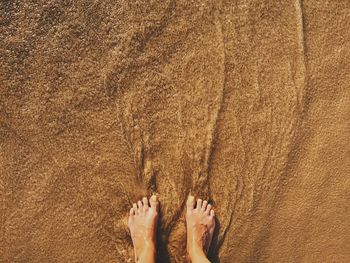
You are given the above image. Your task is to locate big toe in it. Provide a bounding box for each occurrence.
[186,194,195,211]
[150,194,159,211]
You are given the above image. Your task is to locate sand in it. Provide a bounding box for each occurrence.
[1,1,349,262]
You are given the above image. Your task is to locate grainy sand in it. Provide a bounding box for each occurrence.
[1,1,349,262]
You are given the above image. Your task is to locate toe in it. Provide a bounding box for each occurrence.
[137,200,143,212]
[186,194,195,212]
[196,198,202,210]
[206,204,212,214]
[210,209,215,217]
[201,200,208,211]
[142,196,149,207]
[150,194,159,211]
[142,197,149,211]
[133,203,138,214]
[128,208,134,227]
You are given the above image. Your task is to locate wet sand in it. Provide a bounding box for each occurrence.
[1,1,349,262]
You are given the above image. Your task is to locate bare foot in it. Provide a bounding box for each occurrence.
[128,195,159,263]
[186,195,215,263]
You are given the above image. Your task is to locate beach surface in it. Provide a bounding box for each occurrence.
[1,1,349,262]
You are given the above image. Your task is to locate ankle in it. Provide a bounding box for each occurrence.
[188,245,207,262]
[138,244,156,263]
[141,241,156,255]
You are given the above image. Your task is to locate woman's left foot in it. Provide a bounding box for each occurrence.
[128,195,159,263]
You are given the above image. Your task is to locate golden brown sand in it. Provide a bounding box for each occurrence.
[1,1,349,262]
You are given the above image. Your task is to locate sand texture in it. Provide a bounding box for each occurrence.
[1,0,350,262]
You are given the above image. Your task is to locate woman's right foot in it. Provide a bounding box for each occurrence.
[186,195,215,262]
